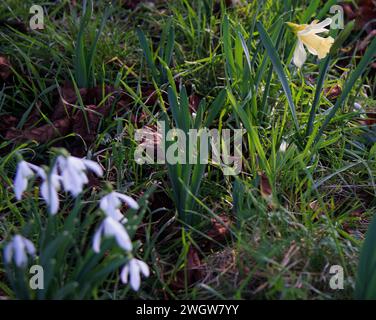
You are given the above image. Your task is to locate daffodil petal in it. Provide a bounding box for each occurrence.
[293,40,307,68]
[300,34,334,59]
[311,18,332,29]
[298,18,332,36]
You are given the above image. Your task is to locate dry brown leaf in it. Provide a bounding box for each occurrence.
[0,115,17,132]
[189,94,200,114]
[259,172,272,199]
[0,56,12,81]
[207,214,232,242]
[324,84,342,101]
[5,118,72,142]
[172,246,204,289]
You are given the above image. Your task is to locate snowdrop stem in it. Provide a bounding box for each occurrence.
[51,147,70,158]
[15,152,23,162]
[46,158,58,215]
[103,182,114,193]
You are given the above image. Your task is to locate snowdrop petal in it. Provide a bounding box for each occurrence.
[103,217,133,251]
[112,209,125,222]
[92,225,103,253]
[24,238,36,256]
[136,259,150,277]
[120,265,130,284]
[61,167,85,196]
[129,259,141,291]
[57,155,67,168]
[14,235,27,267]
[354,103,364,112]
[279,140,288,153]
[115,192,140,210]
[41,176,60,215]
[14,161,34,200]
[14,173,28,201]
[100,193,120,212]
[83,159,103,177]
[68,157,86,171]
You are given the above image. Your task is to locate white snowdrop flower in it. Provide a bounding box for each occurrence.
[120,258,150,291]
[287,18,334,68]
[4,235,36,267]
[279,140,288,153]
[92,217,133,253]
[56,155,103,197]
[354,103,364,112]
[354,103,366,119]
[14,161,43,200]
[100,192,139,221]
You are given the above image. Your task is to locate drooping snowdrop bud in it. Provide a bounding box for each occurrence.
[4,235,36,267]
[354,103,364,112]
[100,192,139,221]
[56,155,103,197]
[120,258,150,291]
[279,140,288,153]
[14,161,43,200]
[92,217,133,253]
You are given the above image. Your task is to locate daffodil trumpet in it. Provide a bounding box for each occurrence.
[287,18,334,68]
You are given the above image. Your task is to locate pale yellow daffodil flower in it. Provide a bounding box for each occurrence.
[287,18,334,68]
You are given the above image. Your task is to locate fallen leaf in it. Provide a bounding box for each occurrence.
[5,118,72,142]
[324,84,342,101]
[172,246,204,289]
[259,172,272,199]
[189,94,200,114]
[5,83,131,155]
[207,213,232,242]
[0,56,12,81]
[0,115,18,134]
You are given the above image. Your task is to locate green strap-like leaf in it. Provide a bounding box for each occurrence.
[256,21,300,135]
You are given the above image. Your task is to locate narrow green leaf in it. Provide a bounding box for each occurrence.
[137,28,160,82]
[355,215,376,299]
[256,21,300,134]
[301,0,320,24]
[204,90,227,127]
[306,56,331,137]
